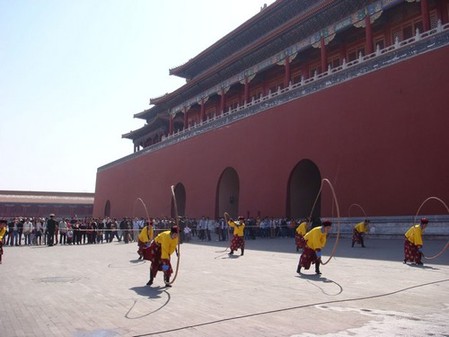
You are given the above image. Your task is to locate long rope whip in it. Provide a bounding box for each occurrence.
[166,185,181,285]
[348,203,367,217]
[307,178,341,265]
[133,198,151,221]
[223,212,232,252]
[414,196,449,260]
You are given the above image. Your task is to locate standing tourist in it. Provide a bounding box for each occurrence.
[16,219,23,246]
[46,214,57,246]
[59,218,68,245]
[217,217,227,241]
[6,220,15,246]
[206,217,215,241]
[23,218,33,246]
[198,216,207,241]
[34,218,43,246]
[96,219,104,244]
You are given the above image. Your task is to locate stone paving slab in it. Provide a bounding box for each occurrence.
[0,236,448,337]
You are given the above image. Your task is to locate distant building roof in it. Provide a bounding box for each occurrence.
[0,190,94,205]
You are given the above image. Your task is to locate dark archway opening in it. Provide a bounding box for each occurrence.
[216,167,239,218]
[287,159,321,220]
[104,200,111,217]
[171,183,186,218]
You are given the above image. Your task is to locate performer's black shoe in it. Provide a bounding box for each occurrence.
[315,270,322,275]
[138,255,143,260]
[403,259,407,264]
[240,249,244,256]
[228,250,234,255]
[164,275,172,287]
[297,266,301,274]
[146,279,153,286]
[417,262,423,266]
[164,278,172,287]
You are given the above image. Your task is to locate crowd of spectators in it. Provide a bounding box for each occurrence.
[0,215,311,247]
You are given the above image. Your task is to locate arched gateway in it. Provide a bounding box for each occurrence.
[104,200,111,217]
[216,167,239,219]
[287,159,321,220]
[171,183,186,217]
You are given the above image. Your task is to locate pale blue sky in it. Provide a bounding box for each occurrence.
[0,0,275,193]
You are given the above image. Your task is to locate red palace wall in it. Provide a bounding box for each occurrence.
[94,46,449,219]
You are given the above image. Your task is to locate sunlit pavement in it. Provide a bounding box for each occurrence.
[0,236,448,337]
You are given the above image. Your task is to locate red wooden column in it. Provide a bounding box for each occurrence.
[200,98,205,122]
[219,89,226,115]
[320,38,327,73]
[284,56,291,88]
[168,115,174,135]
[244,77,249,104]
[365,15,373,55]
[260,81,266,96]
[439,1,448,24]
[302,66,309,81]
[183,107,188,130]
[340,44,347,64]
[421,0,430,31]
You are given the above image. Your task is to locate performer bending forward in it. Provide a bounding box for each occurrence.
[351,219,369,248]
[0,219,7,264]
[297,220,332,275]
[226,214,246,256]
[295,218,309,252]
[404,218,428,266]
[146,226,179,287]
[137,220,154,260]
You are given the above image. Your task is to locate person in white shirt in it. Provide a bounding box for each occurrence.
[183,225,192,242]
[34,219,43,245]
[198,216,207,241]
[207,217,216,241]
[23,218,33,245]
[59,219,68,245]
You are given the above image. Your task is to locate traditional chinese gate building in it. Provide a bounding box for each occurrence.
[94,0,449,221]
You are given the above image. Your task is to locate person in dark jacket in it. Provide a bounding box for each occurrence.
[47,214,57,246]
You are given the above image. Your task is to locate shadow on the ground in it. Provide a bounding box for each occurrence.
[184,236,449,265]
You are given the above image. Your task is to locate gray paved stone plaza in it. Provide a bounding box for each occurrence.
[1,235,448,337]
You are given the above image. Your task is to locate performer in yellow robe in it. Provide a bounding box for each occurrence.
[295,218,309,251]
[351,219,370,248]
[297,220,332,275]
[146,226,178,287]
[137,220,154,260]
[226,215,246,256]
[404,218,428,265]
[0,219,7,264]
